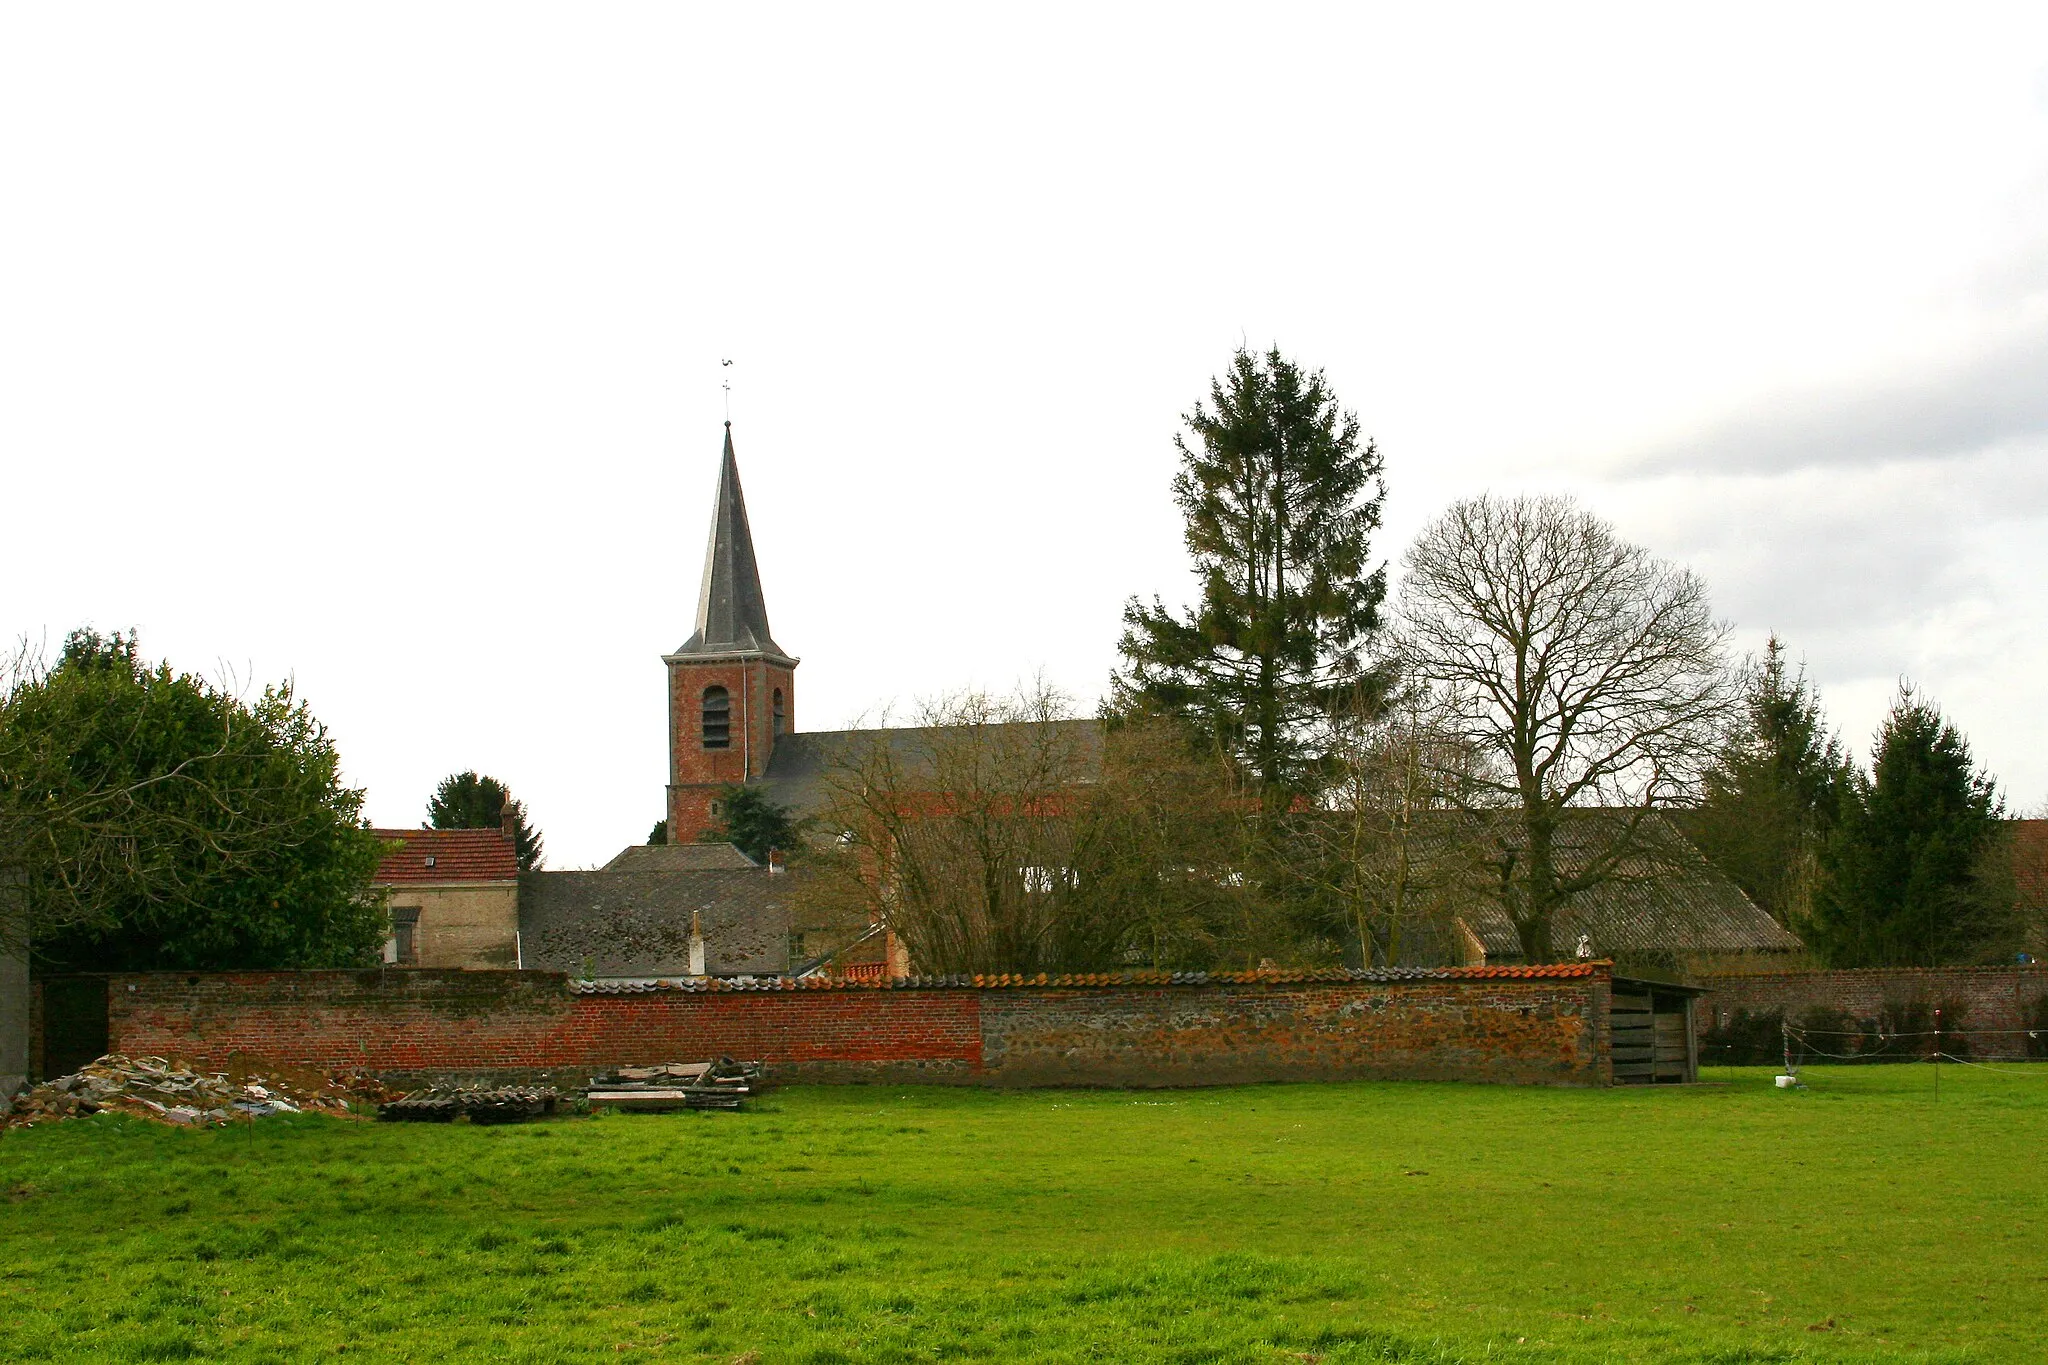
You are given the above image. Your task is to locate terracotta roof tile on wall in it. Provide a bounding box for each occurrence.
[371,829,519,884]
[570,962,1612,993]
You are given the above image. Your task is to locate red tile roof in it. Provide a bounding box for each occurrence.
[2014,820,2048,909]
[372,828,519,884]
[572,962,1612,993]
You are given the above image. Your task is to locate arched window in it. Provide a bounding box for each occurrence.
[701,686,731,749]
[772,688,785,736]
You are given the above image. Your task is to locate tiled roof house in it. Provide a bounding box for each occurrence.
[370,825,521,968]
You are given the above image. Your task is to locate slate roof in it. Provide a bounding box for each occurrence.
[761,719,1106,819]
[602,843,760,872]
[666,424,792,663]
[569,961,1611,993]
[518,868,792,978]
[1388,809,1801,963]
[371,829,519,884]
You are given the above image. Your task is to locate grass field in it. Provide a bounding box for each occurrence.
[2,1065,2043,1363]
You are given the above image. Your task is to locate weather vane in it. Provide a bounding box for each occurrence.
[721,357,734,423]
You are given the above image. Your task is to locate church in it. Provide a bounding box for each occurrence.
[654,424,1063,848]
[374,426,1796,982]
[660,422,803,845]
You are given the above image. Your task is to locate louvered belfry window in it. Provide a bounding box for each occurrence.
[701,686,731,749]
[772,688,785,735]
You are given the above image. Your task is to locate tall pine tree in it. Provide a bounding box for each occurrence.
[1690,637,1850,928]
[1113,347,1387,798]
[427,771,545,872]
[1806,687,2014,966]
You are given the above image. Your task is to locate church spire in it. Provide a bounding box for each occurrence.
[671,423,791,661]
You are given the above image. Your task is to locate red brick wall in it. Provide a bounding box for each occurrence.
[96,968,1610,1087]
[1696,966,2048,1052]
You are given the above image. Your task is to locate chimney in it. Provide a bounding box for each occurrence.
[767,847,785,876]
[688,910,706,977]
[500,798,519,843]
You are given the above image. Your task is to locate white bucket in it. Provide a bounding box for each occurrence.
[1775,1074,1798,1089]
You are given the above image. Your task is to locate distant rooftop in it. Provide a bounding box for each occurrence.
[370,828,518,884]
[519,867,792,978]
[603,843,759,873]
[760,719,1106,819]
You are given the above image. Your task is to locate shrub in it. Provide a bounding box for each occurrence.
[1699,1008,1786,1065]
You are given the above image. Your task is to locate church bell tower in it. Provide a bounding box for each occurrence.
[664,424,797,844]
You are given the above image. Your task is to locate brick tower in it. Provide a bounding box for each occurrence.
[664,424,797,844]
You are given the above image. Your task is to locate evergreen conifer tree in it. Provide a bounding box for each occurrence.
[1807,687,2014,966]
[703,785,797,865]
[1113,347,1386,798]
[1690,637,1850,927]
[427,771,544,871]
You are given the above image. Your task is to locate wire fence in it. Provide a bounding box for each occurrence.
[1699,1000,2048,1069]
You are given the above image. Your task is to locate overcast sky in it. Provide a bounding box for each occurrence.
[6,6,2047,866]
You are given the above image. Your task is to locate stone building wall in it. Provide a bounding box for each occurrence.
[383,884,521,969]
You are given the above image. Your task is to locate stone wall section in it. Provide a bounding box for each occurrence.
[382,884,521,969]
[82,968,1611,1088]
[1695,966,2048,1040]
[978,980,1600,1086]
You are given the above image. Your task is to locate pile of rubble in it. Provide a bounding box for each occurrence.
[587,1057,765,1111]
[377,1085,561,1124]
[6,1054,398,1129]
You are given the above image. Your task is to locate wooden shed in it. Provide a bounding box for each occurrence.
[1610,976,1704,1084]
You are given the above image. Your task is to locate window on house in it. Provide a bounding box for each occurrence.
[386,906,421,966]
[701,686,731,749]
[772,688,785,736]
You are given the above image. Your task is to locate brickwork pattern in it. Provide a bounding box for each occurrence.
[979,981,1600,1086]
[1695,966,2048,1040]
[95,968,1611,1088]
[666,658,795,843]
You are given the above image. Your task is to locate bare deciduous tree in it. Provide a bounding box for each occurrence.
[797,683,1283,975]
[1067,716,1278,971]
[1395,494,1731,961]
[800,683,1095,976]
[1305,687,1490,967]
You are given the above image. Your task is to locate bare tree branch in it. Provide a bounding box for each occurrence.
[1395,494,1732,960]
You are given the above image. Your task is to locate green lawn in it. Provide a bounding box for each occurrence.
[2,1066,2042,1363]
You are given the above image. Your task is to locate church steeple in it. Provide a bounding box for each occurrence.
[662,423,799,844]
[671,423,792,663]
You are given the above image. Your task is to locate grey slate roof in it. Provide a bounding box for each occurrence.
[518,868,793,978]
[760,719,1106,819]
[602,843,760,872]
[1389,809,1802,964]
[667,424,791,663]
